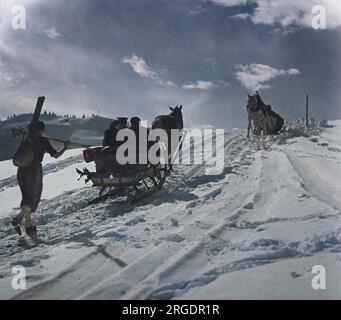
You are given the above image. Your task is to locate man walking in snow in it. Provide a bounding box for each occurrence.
[12,121,70,239]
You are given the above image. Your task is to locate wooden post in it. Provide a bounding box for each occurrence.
[306,94,309,128]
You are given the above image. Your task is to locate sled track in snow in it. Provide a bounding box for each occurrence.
[64,134,265,299]
[285,153,341,213]
[120,139,341,300]
[124,146,341,300]
[3,127,341,300]
[1,132,256,299]
[165,133,243,193]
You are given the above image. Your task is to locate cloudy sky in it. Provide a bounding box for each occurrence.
[0,0,341,128]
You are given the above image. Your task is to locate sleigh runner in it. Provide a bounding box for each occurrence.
[77,165,169,205]
[77,146,171,205]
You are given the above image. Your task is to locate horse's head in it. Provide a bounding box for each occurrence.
[247,93,259,112]
[169,105,183,127]
[169,105,182,114]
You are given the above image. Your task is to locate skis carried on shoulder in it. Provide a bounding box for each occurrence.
[29,96,46,127]
[12,97,46,168]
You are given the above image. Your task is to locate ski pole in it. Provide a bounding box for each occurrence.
[45,137,91,148]
[7,128,91,148]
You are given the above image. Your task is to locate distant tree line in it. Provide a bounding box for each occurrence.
[6,114,17,120]
[4,111,99,121]
[60,113,97,118]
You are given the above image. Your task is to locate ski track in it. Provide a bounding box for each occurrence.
[285,153,341,213]
[1,123,341,300]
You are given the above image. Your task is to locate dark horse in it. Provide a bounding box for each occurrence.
[246,93,263,138]
[247,92,284,138]
[152,105,184,169]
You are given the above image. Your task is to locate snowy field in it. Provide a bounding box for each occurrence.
[0,120,340,300]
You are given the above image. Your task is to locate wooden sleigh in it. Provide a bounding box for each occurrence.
[77,161,169,205]
[77,133,186,206]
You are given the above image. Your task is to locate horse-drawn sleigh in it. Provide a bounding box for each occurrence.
[77,106,184,205]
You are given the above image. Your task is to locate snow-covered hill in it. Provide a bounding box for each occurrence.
[0,120,341,300]
[0,114,113,161]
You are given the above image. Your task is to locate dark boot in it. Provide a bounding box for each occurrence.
[12,206,31,236]
[22,210,38,240]
[25,226,38,241]
[11,218,23,236]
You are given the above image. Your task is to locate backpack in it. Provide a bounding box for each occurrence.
[13,138,34,168]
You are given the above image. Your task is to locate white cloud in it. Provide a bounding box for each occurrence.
[287,68,301,75]
[189,5,206,16]
[207,0,248,7]
[208,0,341,30]
[251,0,341,29]
[235,63,301,90]
[183,81,217,90]
[122,56,226,91]
[122,54,177,88]
[232,13,250,20]
[122,54,158,80]
[165,81,176,87]
[44,27,60,39]
[183,80,229,90]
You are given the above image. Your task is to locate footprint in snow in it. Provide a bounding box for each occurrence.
[298,194,310,202]
[186,200,200,209]
[160,234,185,243]
[291,271,303,278]
[203,188,222,201]
[170,218,178,226]
[243,202,254,210]
[196,221,212,230]
[125,216,146,226]
[327,147,341,153]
